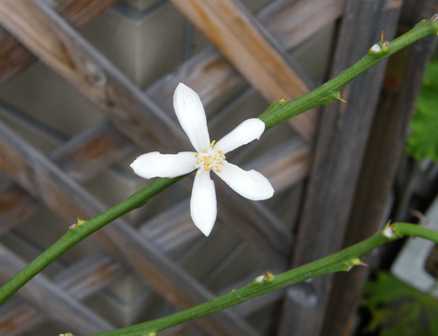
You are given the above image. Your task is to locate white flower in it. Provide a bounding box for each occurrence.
[130,83,274,236]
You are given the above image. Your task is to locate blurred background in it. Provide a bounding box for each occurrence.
[0,0,437,335]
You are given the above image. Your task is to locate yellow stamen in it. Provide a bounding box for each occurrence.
[195,141,225,173]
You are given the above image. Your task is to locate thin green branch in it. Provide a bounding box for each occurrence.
[91,223,438,336]
[259,18,438,128]
[0,18,437,305]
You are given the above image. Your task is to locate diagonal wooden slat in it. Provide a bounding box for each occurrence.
[0,245,115,334]
[276,1,401,335]
[0,134,309,335]
[171,0,316,140]
[0,251,282,336]
[0,0,343,229]
[0,0,344,88]
[0,121,135,235]
[0,0,115,82]
[0,2,332,332]
[0,120,257,336]
[0,254,121,336]
[0,0,293,257]
[0,0,186,151]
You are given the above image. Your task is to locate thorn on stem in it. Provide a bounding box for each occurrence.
[69,218,86,230]
[254,271,274,284]
[382,222,397,239]
[335,92,347,104]
[369,32,390,56]
[344,258,367,272]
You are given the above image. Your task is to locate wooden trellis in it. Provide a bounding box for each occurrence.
[0,0,436,335]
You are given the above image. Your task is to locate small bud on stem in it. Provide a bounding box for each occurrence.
[69,218,86,230]
[254,271,274,284]
[382,223,398,239]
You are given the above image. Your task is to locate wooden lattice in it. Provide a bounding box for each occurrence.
[0,0,436,335]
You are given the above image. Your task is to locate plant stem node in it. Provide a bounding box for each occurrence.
[69,218,86,230]
[254,271,274,284]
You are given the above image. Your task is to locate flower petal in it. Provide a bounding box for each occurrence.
[215,161,274,200]
[190,169,217,236]
[173,83,210,152]
[130,151,196,179]
[215,118,265,154]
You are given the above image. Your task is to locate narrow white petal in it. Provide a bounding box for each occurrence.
[173,83,210,152]
[190,169,217,236]
[130,152,196,179]
[215,118,265,154]
[216,161,274,200]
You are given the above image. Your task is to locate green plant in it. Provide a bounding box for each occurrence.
[0,17,437,336]
[407,60,438,162]
[364,272,438,336]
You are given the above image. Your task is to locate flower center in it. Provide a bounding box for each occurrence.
[195,141,225,173]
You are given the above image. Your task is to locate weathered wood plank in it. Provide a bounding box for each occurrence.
[0,0,186,151]
[0,246,115,334]
[0,136,309,335]
[0,120,258,336]
[322,1,438,335]
[0,0,342,249]
[0,0,293,258]
[0,0,115,81]
[0,247,283,336]
[171,0,316,139]
[0,252,123,336]
[276,1,400,335]
[0,253,122,335]
[0,121,134,234]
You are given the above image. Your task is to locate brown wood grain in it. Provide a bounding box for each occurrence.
[0,122,134,235]
[0,120,258,336]
[276,1,400,335]
[171,0,316,139]
[0,0,114,81]
[148,0,344,117]
[0,0,342,242]
[0,129,308,335]
[0,0,295,257]
[0,0,186,151]
[0,254,120,335]
[322,1,438,335]
[0,246,115,334]
[0,245,283,336]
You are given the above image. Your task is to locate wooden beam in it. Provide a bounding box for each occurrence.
[0,0,343,88]
[0,0,115,81]
[0,0,293,258]
[0,253,121,335]
[322,1,438,335]
[0,122,134,235]
[0,246,115,334]
[171,0,316,139]
[0,0,186,151]
[0,137,309,335]
[276,1,400,335]
[0,0,340,242]
[0,120,258,336]
[0,250,283,336]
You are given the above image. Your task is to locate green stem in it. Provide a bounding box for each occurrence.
[259,18,438,128]
[92,223,438,336]
[0,177,180,303]
[0,18,437,305]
